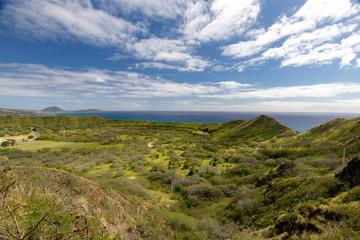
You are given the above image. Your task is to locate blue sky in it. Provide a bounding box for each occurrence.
[1,0,360,112]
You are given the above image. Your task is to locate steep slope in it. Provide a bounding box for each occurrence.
[214,115,295,140]
[218,119,247,131]
[302,117,360,142]
[0,166,174,239]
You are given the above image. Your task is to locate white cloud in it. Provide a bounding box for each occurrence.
[105,53,128,61]
[221,0,360,69]
[0,0,259,72]
[127,37,212,71]
[136,62,179,71]
[0,0,145,47]
[2,63,360,102]
[261,23,356,60]
[129,38,190,62]
[182,57,212,72]
[112,100,150,109]
[182,0,260,42]
[3,63,360,113]
[0,63,220,98]
[1,0,360,72]
[124,0,260,71]
[113,99,360,112]
[294,0,358,23]
[201,83,360,99]
[94,0,188,19]
[235,99,360,113]
[216,81,252,89]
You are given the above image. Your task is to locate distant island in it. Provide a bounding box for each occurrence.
[41,106,103,114]
[0,106,103,116]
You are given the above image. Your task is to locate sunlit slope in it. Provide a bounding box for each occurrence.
[214,115,295,140]
[302,117,360,142]
[1,166,174,239]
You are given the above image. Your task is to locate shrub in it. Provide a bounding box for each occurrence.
[182,183,225,201]
[166,212,197,232]
[1,141,10,147]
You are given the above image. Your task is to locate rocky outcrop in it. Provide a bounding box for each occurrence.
[335,156,360,187]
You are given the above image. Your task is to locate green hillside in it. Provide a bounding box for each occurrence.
[1,114,360,239]
[214,115,295,140]
[302,117,360,142]
[0,164,175,239]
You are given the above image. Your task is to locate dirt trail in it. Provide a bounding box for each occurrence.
[148,140,157,148]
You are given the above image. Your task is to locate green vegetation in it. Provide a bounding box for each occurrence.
[1,114,360,239]
[9,141,97,151]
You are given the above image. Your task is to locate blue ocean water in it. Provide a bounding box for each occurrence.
[59,111,360,133]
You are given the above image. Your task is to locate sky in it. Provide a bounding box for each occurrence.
[1,0,360,112]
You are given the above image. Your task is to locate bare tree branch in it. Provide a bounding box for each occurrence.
[22,214,49,239]
[4,227,21,239]
[0,195,22,238]
[45,219,59,235]
[0,234,12,240]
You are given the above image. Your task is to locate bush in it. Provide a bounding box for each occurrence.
[1,141,10,147]
[166,212,197,232]
[182,183,225,201]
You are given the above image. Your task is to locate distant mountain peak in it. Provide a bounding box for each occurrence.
[41,106,65,112]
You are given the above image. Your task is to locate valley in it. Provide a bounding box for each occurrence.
[1,115,360,239]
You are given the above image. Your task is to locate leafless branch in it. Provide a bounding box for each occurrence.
[45,219,58,232]
[0,195,22,238]
[22,214,49,239]
[0,234,12,240]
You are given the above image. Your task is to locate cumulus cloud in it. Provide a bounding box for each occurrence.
[1,0,360,72]
[129,38,190,62]
[125,0,260,70]
[256,23,359,68]
[182,0,260,42]
[0,0,145,47]
[127,37,212,71]
[0,0,262,72]
[222,0,360,69]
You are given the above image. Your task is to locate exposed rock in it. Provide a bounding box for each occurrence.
[335,156,360,187]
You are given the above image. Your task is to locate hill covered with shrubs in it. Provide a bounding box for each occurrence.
[1,114,360,239]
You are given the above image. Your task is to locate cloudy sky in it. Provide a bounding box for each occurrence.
[1,0,360,112]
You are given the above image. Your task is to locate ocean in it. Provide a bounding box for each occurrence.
[59,111,360,133]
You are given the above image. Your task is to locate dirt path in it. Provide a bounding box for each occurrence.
[148,140,157,148]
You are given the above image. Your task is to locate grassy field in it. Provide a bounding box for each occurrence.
[10,140,98,151]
